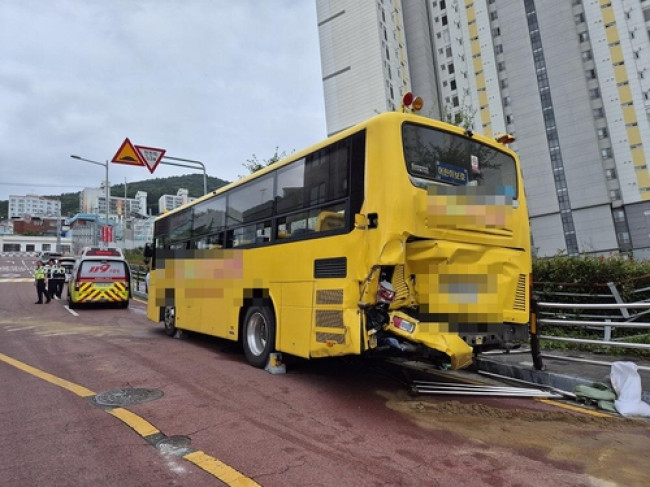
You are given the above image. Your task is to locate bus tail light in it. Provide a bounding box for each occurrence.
[376,280,395,304]
[392,315,416,334]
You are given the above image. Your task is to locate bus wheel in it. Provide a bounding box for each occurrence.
[243,305,276,368]
[164,306,176,336]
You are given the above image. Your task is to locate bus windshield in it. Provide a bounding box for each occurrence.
[402,122,518,199]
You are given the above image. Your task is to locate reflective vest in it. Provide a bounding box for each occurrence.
[34,268,46,280]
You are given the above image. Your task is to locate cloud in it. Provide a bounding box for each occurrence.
[0,0,325,200]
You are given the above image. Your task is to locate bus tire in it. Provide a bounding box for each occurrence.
[68,298,76,309]
[164,306,176,337]
[119,300,129,309]
[242,305,276,368]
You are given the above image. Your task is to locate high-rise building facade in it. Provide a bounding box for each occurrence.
[158,188,194,214]
[316,0,650,258]
[79,183,148,222]
[8,194,61,218]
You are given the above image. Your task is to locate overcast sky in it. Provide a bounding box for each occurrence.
[0,0,326,201]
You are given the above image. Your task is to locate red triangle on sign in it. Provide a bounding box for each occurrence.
[134,145,166,174]
[112,138,145,166]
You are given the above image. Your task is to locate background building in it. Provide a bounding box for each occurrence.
[316,0,650,258]
[79,184,148,222]
[9,194,61,218]
[0,235,72,255]
[158,188,194,213]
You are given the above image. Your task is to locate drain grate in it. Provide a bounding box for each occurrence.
[94,387,164,407]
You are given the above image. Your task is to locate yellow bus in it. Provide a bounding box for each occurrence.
[146,109,531,370]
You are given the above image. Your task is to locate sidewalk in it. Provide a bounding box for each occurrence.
[475,348,650,404]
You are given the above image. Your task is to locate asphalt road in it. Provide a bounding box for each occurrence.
[1,254,649,486]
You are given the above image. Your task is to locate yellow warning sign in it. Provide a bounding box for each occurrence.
[112,138,144,166]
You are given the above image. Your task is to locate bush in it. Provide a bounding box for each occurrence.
[534,253,650,302]
[533,253,650,357]
[123,247,147,266]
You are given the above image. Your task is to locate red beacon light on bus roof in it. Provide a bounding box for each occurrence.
[495,132,516,145]
[401,92,424,113]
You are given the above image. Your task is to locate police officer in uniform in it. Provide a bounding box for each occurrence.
[46,258,57,301]
[51,260,66,299]
[34,261,50,304]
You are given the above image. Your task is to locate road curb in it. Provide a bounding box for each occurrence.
[476,354,650,405]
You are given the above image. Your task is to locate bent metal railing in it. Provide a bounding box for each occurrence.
[531,297,650,371]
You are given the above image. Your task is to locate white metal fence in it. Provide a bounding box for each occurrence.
[532,281,650,370]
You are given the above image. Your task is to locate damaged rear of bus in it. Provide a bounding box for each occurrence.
[357,112,531,370]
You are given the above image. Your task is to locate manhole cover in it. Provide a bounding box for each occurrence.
[156,435,192,456]
[94,387,163,406]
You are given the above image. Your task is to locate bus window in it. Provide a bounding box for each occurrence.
[231,225,256,247]
[256,221,272,244]
[316,210,345,232]
[168,210,193,242]
[276,159,306,213]
[277,203,346,239]
[228,174,274,226]
[195,234,224,249]
[231,221,271,247]
[193,196,226,237]
[305,144,349,205]
[402,122,517,198]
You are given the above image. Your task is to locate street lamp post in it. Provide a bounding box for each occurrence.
[161,156,208,195]
[70,155,110,243]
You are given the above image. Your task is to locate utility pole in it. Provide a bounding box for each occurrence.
[123,178,127,248]
[55,201,61,253]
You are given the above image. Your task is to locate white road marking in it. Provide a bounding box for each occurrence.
[64,305,79,317]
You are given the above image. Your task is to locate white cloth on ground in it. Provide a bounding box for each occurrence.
[611,361,650,417]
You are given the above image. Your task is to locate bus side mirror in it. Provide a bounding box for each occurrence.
[143,243,153,265]
[143,243,153,258]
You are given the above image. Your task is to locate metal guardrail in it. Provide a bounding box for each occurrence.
[532,281,650,370]
[130,264,148,294]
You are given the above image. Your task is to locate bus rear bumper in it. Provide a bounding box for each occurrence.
[385,312,473,370]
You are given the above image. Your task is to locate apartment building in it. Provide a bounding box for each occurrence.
[316,0,650,257]
[8,194,61,218]
[79,185,148,222]
[158,188,194,213]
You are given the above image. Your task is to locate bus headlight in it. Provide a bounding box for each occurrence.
[392,315,416,334]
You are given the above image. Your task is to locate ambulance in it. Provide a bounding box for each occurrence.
[67,247,131,309]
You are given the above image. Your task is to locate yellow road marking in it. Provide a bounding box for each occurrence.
[184,451,261,487]
[536,398,615,418]
[109,407,160,437]
[0,352,259,485]
[0,352,96,397]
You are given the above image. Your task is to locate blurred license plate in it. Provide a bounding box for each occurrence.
[94,283,111,288]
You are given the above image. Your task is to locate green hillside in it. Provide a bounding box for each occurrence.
[0,173,230,218]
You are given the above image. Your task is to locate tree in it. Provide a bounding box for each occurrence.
[441,98,476,130]
[240,147,289,175]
